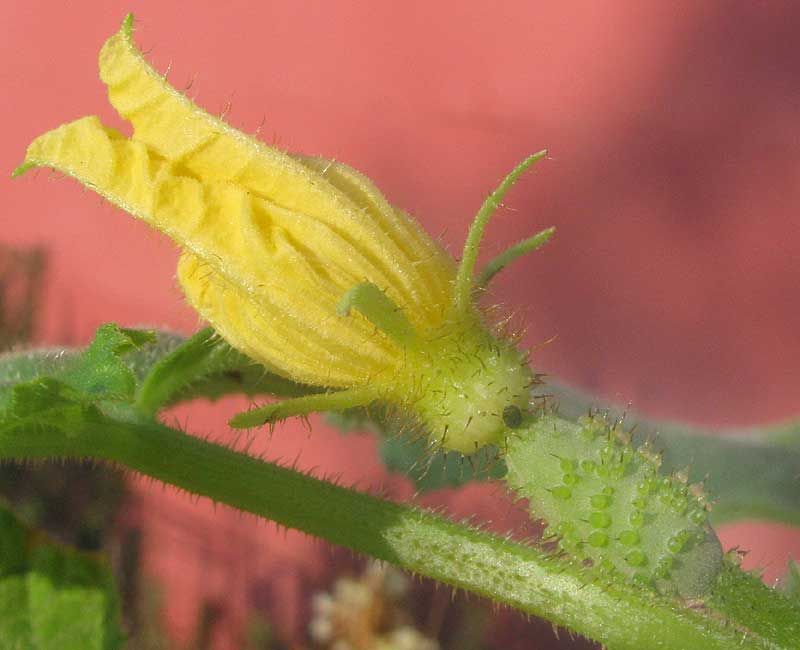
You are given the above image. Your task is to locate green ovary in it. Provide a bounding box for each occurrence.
[505,414,724,598]
[387,315,533,454]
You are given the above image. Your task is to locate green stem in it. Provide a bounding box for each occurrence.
[0,411,791,649]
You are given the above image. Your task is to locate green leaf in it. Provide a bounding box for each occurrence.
[0,326,314,419]
[27,546,118,650]
[1,380,95,459]
[0,326,151,457]
[0,576,32,649]
[8,378,83,418]
[0,324,156,413]
[0,507,27,575]
[136,327,315,415]
[0,502,122,650]
[59,323,155,401]
[0,349,77,412]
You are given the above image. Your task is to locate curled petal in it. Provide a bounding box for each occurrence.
[97,17,455,327]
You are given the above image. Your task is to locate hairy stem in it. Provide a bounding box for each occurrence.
[0,409,791,649]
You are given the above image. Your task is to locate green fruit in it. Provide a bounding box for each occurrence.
[504,414,723,597]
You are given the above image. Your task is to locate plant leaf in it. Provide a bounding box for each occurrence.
[0,326,314,419]
[0,502,122,650]
[59,323,155,401]
[136,327,316,415]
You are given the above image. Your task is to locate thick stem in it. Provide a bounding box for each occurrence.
[0,412,780,649]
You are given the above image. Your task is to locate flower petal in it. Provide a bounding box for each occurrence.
[178,253,397,386]
[98,17,455,327]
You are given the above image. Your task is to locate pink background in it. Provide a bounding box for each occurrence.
[3,1,800,647]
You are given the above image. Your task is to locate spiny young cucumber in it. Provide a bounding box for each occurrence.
[504,413,723,598]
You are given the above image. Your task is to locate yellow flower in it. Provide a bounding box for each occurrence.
[13,15,552,454]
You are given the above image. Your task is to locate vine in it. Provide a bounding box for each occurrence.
[6,13,800,649]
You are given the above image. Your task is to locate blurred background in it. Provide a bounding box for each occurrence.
[2,1,800,648]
